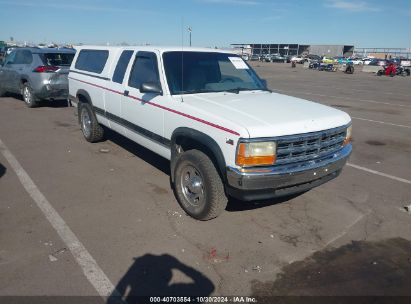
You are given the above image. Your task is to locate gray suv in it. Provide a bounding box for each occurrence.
[0,47,75,107]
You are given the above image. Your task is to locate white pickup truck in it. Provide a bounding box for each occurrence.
[68,46,352,220]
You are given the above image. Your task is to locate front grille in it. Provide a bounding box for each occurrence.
[275,127,347,165]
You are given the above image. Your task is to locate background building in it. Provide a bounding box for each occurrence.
[354,48,411,59]
[231,43,354,57]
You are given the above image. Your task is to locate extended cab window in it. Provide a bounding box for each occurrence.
[128,52,160,89]
[75,50,108,74]
[112,50,133,84]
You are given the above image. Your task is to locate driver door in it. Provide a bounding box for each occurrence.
[121,51,165,148]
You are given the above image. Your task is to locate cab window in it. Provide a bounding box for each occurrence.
[128,52,160,90]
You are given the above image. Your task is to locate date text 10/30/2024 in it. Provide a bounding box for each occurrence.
[149,296,257,303]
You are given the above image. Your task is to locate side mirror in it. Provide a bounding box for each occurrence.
[260,79,268,88]
[140,82,163,95]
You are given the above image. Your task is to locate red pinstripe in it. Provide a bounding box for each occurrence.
[69,76,240,136]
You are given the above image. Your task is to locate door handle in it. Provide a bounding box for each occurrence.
[124,90,129,96]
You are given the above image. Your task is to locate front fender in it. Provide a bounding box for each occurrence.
[170,127,227,183]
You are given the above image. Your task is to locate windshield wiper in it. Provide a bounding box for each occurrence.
[178,88,213,95]
[220,88,254,94]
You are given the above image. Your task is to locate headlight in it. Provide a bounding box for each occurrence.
[344,125,352,145]
[236,141,277,167]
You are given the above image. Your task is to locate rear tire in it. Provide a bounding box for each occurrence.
[79,102,104,142]
[174,150,227,220]
[22,83,38,108]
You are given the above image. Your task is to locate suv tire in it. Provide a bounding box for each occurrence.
[79,102,104,142]
[174,150,227,220]
[22,83,38,108]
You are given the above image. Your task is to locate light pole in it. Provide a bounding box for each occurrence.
[188,26,192,46]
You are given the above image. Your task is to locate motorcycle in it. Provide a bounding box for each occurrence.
[318,63,337,72]
[377,62,410,77]
[308,60,321,69]
[343,62,355,74]
[396,65,411,76]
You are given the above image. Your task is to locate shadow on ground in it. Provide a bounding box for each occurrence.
[107,254,214,304]
[226,192,303,212]
[1,94,69,108]
[103,128,170,176]
[251,237,411,299]
[0,163,6,178]
[39,99,70,108]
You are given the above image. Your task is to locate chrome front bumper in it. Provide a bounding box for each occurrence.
[226,144,352,201]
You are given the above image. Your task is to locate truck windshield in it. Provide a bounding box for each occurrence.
[162,51,266,95]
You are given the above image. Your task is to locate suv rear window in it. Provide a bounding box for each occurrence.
[75,50,109,74]
[42,53,74,66]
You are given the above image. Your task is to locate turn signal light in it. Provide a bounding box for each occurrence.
[343,125,352,145]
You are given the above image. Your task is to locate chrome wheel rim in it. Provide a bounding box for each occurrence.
[81,108,92,138]
[23,86,31,104]
[180,165,204,207]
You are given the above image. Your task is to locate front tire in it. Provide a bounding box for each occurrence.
[79,102,104,142]
[174,150,227,220]
[22,83,38,108]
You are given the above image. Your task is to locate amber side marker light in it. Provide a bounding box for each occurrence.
[236,142,277,167]
[343,125,352,146]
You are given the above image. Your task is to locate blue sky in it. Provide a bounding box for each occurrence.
[0,0,410,47]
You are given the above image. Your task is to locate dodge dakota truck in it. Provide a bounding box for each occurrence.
[68,46,352,220]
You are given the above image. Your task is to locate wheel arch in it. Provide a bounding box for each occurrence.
[170,127,227,184]
[76,89,93,123]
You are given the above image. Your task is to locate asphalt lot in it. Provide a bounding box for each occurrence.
[1,63,411,302]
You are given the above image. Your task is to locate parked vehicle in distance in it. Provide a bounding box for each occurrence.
[0,47,75,107]
[362,57,375,65]
[69,46,352,220]
[305,54,322,62]
[290,55,305,63]
[249,54,260,61]
[262,54,272,62]
[322,57,336,64]
[334,56,350,64]
[270,54,288,63]
[368,59,386,66]
[350,57,364,65]
[400,59,411,67]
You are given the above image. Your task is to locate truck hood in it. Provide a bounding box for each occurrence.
[182,91,351,138]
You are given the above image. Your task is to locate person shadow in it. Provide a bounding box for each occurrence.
[0,163,6,179]
[107,254,215,304]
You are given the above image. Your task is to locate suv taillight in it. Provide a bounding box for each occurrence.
[33,66,59,73]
